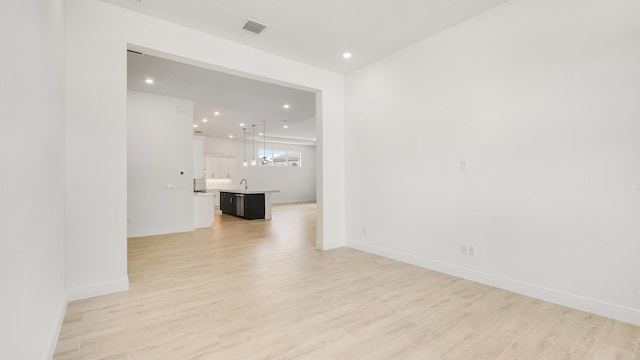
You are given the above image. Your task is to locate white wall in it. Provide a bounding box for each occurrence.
[64,0,345,300]
[205,137,317,204]
[0,1,67,358]
[127,91,194,237]
[345,0,640,324]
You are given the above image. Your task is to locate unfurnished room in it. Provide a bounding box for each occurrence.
[2,0,639,359]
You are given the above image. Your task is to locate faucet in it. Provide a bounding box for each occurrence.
[240,178,248,190]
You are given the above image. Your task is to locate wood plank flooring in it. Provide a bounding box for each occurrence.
[54,203,640,359]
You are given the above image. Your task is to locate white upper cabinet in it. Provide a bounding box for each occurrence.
[206,155,237,179]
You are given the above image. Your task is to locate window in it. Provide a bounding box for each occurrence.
[258,149,302,167]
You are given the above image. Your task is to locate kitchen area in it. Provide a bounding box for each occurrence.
[127,51,316,238]
[193,136,281,226]
[193,182,279,226]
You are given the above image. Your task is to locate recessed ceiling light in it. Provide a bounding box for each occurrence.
[259,132,263,136]
[229,135,233,138]
[144,78,154,84]
[202,118,208,122]
[193,124,198,128]
[313,138,317,141]
[283,104,290,109]
[342,52,352,59]
[240,123,245,127]
[283,125,288,129]
[214,111,220,116]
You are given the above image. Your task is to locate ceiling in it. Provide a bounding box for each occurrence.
[127,51,317,144]
[104,0,509,73]
[122,0,511,144]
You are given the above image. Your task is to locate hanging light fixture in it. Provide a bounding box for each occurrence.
[251,125,257,166]
[262,121,268,165]
[242,128,248,167]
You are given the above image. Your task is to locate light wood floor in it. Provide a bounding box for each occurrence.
[54,203,639,359]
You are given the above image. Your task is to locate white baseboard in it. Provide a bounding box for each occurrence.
[318,239,344,251]
[127,225,194,238]
[347,240,640,326]
[46,295,68,359]
[67,278,129,301]
[272,199,317,205]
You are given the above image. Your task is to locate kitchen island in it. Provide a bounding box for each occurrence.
[218,189,280,220]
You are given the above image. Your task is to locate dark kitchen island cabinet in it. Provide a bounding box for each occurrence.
[219,192,236,215]
[219,191,266,220]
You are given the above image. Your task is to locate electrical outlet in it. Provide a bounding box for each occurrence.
[461,244,468,255]
[468,245,475,256]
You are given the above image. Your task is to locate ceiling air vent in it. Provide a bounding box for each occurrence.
[243,19,267,34]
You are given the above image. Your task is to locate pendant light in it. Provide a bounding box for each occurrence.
[242,128,248,167]
[262,121,268,165]
[251,125,257,166]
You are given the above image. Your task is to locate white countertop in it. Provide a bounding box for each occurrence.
[209,189,280,194]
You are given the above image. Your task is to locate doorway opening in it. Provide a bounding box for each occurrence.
[125,46,323,249]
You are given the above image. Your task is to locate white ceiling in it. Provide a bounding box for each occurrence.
[127,51,317,144]
[104,0,509,73]
[122,0,511,144]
